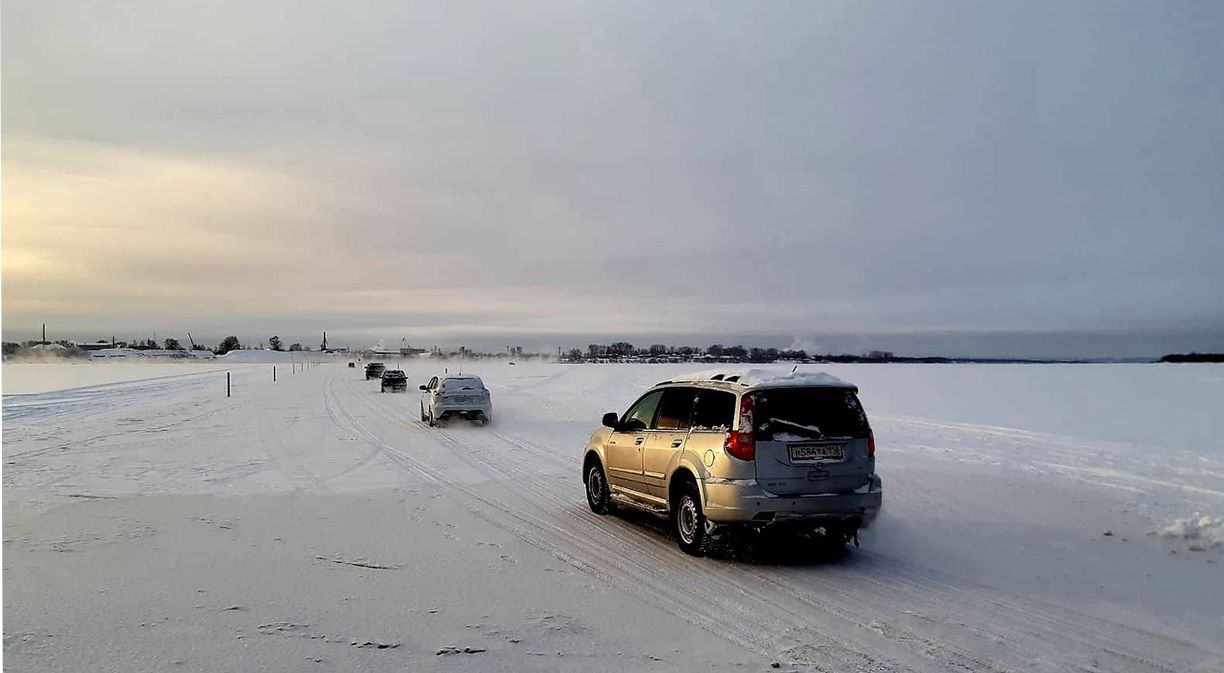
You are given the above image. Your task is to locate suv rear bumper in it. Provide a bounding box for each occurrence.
[702,474,882,528]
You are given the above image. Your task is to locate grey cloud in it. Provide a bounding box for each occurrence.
[3,1,1223,356]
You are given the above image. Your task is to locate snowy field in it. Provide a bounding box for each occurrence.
[3,360,1222,672]
[3,361,249,396]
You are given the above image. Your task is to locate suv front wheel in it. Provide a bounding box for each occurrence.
[585,462,613,515]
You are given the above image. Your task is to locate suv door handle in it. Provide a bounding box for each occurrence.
[634,437,645,445]
[671,439,683,448]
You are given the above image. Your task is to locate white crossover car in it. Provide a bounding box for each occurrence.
[419,375,492,426]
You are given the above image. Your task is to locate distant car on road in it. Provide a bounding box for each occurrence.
[348,362,356,368]
[380,369,408,393]
[420,375,492,426]
[580,370,882,556]
[365,362,386,380]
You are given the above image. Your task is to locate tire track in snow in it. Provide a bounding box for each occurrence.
[507,421,1223,672]
[480,427,1206,672]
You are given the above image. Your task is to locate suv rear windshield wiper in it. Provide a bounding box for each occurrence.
[765,417,824,437]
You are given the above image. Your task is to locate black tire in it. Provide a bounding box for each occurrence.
[807,526,849,558]
[673,482,709,556]
[420,404,427,423]
[585,462,614,515]
[427,410,436,427]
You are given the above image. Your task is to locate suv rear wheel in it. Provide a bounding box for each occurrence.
[674,482,709,556]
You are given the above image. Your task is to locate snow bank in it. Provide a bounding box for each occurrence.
[1160,514,1224,549]
[669,368,854,389]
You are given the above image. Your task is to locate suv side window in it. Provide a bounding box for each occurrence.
[655,387,698,430]
[621,390,663,431]
[427,377,439,390]
[691,389,736,431]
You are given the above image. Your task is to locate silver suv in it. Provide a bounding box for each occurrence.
[419,374,493,426]
[581,370,882,555]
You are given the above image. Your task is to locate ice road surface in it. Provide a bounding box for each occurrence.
[4,360,1222,672]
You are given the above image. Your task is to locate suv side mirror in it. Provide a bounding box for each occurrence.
[419,384,428,391]
[602,412,619,428]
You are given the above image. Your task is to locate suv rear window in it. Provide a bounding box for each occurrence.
[753,387,869,440]
[691,390,736,431]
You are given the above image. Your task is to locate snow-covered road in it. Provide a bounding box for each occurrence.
[4,361,1222,672]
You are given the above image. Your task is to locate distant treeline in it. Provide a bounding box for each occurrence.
[1159,352,1224,363]
[566,342,1160,364]
[1,334,311,360]
[564,343,1055,364]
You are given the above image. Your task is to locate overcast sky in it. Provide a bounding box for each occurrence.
[4,1,1222,357]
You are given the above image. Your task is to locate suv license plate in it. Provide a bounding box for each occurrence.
[789,444,844,462]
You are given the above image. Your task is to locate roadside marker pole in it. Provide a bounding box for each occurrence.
[227,372,231,397]
[274,365,277,382]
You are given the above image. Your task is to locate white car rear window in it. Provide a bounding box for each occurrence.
[440,378,484,393]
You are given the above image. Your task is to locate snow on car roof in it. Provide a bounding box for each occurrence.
[667,368,856,390]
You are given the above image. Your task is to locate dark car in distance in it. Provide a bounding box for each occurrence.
[381,369,408,393]
[365,362,386,380]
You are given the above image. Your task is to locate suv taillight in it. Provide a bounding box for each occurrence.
[868,430,876,459]
[724,395,756,461]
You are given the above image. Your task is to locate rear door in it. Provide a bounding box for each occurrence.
[642,387,698,497]
[751,387,873,495]
[605,390,661,492]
